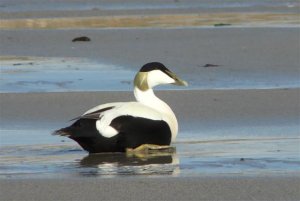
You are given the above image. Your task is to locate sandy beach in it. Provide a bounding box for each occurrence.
[1,0,300,200]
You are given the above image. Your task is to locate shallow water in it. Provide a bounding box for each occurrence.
[0,57,134,92]
[0,125,299,178]
[1,56,299,93]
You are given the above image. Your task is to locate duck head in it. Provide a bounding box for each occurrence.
[134,62,188,91]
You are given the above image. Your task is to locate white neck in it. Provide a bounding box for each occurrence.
[134,87,178,141]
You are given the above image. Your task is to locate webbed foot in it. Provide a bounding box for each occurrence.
[126,144,175,158]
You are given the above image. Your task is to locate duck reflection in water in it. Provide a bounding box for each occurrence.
[79,147,180,176]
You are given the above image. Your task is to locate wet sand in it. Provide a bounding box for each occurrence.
[1,177,300,201]
[1,89,299,128]
[1,28,299,74]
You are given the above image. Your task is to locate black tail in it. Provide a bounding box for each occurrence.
[52,119,121,153]
[52,127,71,137]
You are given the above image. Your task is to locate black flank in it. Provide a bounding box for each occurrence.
[54,116,171,153]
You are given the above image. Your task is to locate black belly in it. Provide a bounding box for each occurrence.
[55,116,172,153]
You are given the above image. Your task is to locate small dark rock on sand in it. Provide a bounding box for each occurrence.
[202,64,221,68]
[72,36,91,42]
[13,62,34,66]
[214,23,231,27]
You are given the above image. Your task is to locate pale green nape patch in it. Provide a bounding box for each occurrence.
[134,72,149,91]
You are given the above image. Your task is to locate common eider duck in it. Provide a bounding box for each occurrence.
[53,62,188,153]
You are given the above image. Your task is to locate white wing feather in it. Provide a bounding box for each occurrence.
[84,102,163,138]
[83,102,125,115]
